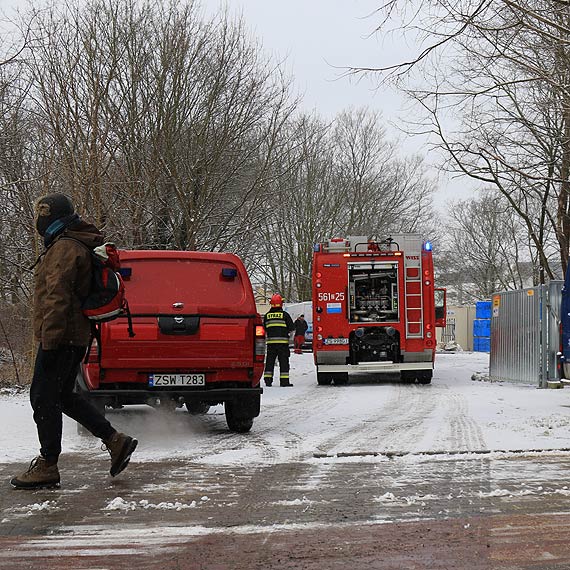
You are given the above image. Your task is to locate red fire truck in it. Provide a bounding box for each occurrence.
[312,234,446,385]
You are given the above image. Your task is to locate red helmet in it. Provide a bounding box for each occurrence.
[270,293,283,307]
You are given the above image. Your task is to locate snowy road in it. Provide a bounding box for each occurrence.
[2,351,570,568]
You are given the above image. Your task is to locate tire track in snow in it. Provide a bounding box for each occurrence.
[314,382,433,456]
[236,381,350,464]
[184,381,343,465]
[314,378,488,458]
[446,391,487,452]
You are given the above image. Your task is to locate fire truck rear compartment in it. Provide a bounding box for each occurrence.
[349,326,400,364]
[349,262,399,323]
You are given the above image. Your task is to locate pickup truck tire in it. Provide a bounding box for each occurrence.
[225,399,256,433]
[185,401,210,415]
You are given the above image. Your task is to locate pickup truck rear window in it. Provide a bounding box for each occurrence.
[122,258,247,308]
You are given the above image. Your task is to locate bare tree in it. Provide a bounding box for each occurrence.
[255,113,343,301]
[332,108,438,238]
[0,33,37,305]
[0,0,442,381]
[440,191,537,302]
[255,108,438,301]
[0,20,40,382]
[23,0,297,255]
[359,0,570,280]
[0,0,301,382]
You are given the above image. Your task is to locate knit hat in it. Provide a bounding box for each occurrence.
[35,193,75,236]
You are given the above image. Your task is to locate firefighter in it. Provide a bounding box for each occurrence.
[293,314,309,354]
[263,294,295,387]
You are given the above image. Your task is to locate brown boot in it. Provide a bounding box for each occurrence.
[102,432,138,477]
[10,457,60,489]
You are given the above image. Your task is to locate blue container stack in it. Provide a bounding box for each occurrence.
[473,301,491,352]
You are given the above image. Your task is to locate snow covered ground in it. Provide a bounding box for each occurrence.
[2,350,570,466]
[4,350,570,569]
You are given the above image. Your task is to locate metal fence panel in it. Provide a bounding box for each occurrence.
[545,281,563,383]
[441,318,456,344]
[490,282,562,386]
[490,287,541,385]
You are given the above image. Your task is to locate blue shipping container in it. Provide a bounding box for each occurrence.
[473,337,484,352]
[473,318,491,337]
[476,301,492,319]
[474,337,490,353]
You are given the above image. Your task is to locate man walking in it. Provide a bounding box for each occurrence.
[11,193,137,489]
[293,314,309,354]
[263,294,294,387]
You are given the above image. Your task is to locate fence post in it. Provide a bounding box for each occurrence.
[539,284,546,388]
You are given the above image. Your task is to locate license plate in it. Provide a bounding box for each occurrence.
[324,338,349,345]
[148,373,205,387]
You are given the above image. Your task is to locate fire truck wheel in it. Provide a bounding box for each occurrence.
[317,373,333,385]
[418,372,433,385]
[401,371,415,384]
[332,373,349,386]
[225,401,254,433]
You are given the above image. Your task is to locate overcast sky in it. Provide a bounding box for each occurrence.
[198,0,475,210]
[2,0,476,210]
[203,1,406,119]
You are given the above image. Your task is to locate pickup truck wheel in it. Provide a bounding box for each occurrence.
[185,401,210,415]
[225,401,254,433]
[317,372,333,385]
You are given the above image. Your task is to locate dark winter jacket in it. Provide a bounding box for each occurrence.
[294,317,308,336]
[263,308,294,345]
[33,221,104,350]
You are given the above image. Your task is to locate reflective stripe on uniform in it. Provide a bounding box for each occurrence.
[266,338,289,344]
[265,321,286,327]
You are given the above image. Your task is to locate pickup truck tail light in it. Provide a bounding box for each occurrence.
[255,325,266,361]
[86,337,99,363]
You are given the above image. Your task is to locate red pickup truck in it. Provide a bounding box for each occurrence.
[75,250,265,432]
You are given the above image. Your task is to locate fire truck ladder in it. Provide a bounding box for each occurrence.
[404,252,424,339]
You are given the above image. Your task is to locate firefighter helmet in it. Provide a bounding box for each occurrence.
[270,293,283,307]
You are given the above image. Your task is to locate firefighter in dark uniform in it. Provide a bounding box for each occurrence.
[263,294,295,387]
